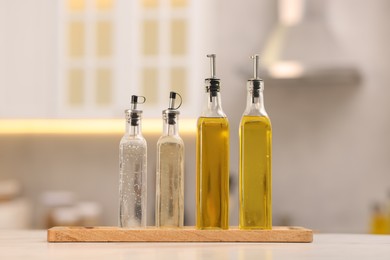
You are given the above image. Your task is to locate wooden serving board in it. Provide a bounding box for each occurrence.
[47,226,313,243]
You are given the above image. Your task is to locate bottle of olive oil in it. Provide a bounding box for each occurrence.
[370,203,389,234]
[196,54,229,230]
[239,55,272,229]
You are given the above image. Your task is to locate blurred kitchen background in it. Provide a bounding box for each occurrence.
[1,0,390,233]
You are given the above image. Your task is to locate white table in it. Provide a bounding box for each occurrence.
[1,230,390,259]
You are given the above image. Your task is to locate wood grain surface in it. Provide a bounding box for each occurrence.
[47,226,313,243]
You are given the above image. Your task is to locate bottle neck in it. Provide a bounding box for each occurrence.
[202,91,226,117]
[126,123,142,136]
[163,121,179,136]
[125,113,142,136]
[244,81,267,116]
[162,112,179,136]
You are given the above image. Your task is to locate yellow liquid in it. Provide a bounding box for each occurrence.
[239,115,272,229]
[370,213,390,234]
[196,117,229,229]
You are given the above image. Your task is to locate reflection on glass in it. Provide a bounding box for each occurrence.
[96,68,112,105]
[68,69,84,105]
[171,19,186,55]
[96,21,112,57]
[142,68,158,104]
[68,21,85,57]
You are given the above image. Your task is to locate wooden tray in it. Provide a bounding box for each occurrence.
[47,226,313,243]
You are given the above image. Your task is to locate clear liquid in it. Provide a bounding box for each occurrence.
[239,115,272,229]
[196,117,229,230]
[119,137,147,228]
[156,137,184,227]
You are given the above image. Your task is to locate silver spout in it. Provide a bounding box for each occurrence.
[207,54,216,78]
[169,98,175,109]
[168,91,177,109]
[131,95,138,110]
[130,95,146,110]
[251,54,260,79]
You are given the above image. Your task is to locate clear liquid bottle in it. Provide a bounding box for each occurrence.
[196,54,229,230]
[156,92,184,228]
[239,55,272,229]
[119,95,147,228]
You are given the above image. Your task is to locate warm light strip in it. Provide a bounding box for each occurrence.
[0,119,197,135]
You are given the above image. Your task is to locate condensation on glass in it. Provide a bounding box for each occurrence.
[119,96,147,228]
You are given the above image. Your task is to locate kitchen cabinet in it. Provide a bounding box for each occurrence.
[0,0,206,118]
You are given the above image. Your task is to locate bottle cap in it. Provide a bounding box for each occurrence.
[205,54,220,97]
[125,95,146,126]
[163,91,182,125]
[248,54,263,98]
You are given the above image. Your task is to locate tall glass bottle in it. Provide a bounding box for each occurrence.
[119,95,147,228]
[239,55,272,229]
[196,54,229,230]
[156,92,184,228]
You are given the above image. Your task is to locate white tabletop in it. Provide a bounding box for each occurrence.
[1,230,390,259]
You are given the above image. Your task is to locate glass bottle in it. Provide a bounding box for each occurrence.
[119,95,147,228]
[196,54,229,230]
[370,203,389,234]
[239,55,272,229]
[156,92,184,228]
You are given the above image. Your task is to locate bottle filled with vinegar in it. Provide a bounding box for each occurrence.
[239,55,272,229]
[156,92,184,228]
[196,54,229,230]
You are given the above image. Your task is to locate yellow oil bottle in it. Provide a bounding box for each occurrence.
[239,55,272,229]
[196,54,229,230]
[370,203,389,234]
